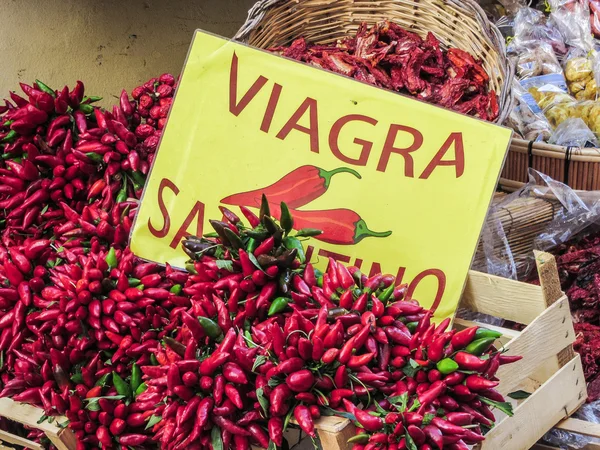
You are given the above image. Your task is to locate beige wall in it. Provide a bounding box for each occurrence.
[0,0,256,105]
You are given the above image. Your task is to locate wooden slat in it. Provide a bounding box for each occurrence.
[463,270,547,324]
[555,418,600,439]
[0,398,60,434]
[254,417,352,450]
[483,354,586,450]
[496,296,574,395]
[0,429,43,450]
[535,250,576,367]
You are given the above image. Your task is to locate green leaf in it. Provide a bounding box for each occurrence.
[135,382,148,396]
[479,396,514,417]
[211,425,223,450]
[407,399,421,413]
[256,388,269,416]
[112,371,132,398]
[57,420,70,429]
[507,390,531,400]
[321,407,357,422]
[94,372,111,387]
[252,355,267,373]
[248,252,264,272]
[145,414,162,430]
[267,441,277,450]
[405,432,418,450]
[86,400,101,411]
[373,401,387,415]
[70,372,84,384]
[85,152,103,163]
[0,351,3,371]
[215,260,234,272]
[402,359,421,378]
[423,413,435,425]
[389,392,408,412]
[283,408,294,431]
[40,204,49,215]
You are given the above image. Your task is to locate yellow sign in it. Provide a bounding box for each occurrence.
[130,30,511,319]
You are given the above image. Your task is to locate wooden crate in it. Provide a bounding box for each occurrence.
[0,398,75,450]
[0,252,587,450]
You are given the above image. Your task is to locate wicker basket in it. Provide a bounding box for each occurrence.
[235,0,513,124]
[500,138,600,191]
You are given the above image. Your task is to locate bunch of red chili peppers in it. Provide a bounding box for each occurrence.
[0,73,519,450]
[0,75,183,448]
[269,21,499,121]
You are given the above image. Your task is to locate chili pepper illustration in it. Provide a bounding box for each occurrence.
[220,165,361,209]
[284,205,391,245]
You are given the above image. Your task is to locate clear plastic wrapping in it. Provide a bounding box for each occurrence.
[551,0,598,101]
[505,80,554,141]
[512,7,568,55]
[549,117,599,147]
[474,169,600,280]
[543,400,600,448]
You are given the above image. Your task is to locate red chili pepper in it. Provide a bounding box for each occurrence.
[119,434,148,446]
[451,327,477,350]
[222,165,361,209]
[268,417,284,446]
[254,236,274,257]
[286,369,315,392]
[200,351,230,376]
[428,332,452,362]
[454,352,489,371]
[213,415,251,436]
[432,417,467,435]
[223,362,248,385]
[354,407,384,432]
[498,354,523,365]
[418,380,446,408]
[348,352,375,369]
[465,375,499,392]
[270,384,292,416]
[239,206,260,227]
[224,384,244,409]
[294,405,316,437]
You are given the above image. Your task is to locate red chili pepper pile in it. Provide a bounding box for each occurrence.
[0,75,518,449]
[529,233,600,402]
[268,21,499,121]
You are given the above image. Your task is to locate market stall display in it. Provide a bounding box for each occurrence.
[0,68,520,447]
[4,0,600,447]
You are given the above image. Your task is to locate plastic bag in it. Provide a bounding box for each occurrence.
[550,0,598,100]
[549,117,598,147]
[473,169,600,280]
[550,0,594,58]
[544,98,600,134]
[512,7,568,56]
[543,400,600,448]
[505,80,553,141]
[514,41,564,79]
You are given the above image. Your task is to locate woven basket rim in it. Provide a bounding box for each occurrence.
[512,138,600,160]
[235,0,514,125]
